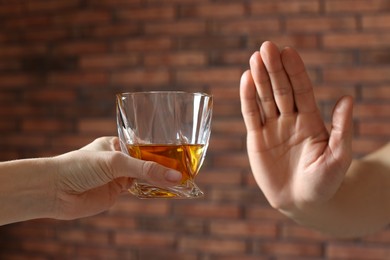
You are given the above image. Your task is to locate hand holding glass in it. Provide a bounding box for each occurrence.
[116,91,213,199]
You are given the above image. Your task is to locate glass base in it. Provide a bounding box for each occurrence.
[128,180,204,199]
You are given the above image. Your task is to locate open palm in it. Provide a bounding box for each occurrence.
[240,42,354,212]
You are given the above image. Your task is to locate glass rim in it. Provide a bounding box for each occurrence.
[116,91,212,98]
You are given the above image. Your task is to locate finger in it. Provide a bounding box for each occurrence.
[240,70,264,131]
[260,41,295,114]
[80,136,119,152]
[328,96,354,167]
[108,152,182,188]
[281,47,318,113]
[249,51,278,120]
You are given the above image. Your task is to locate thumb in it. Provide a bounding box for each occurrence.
[328,96,354,167]
[109,152,182,187]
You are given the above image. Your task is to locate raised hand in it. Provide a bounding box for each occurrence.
[240,41,354,214]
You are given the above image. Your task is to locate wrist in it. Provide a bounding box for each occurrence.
[0,157,58,225]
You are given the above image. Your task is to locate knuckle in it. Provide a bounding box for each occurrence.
[141,160,157,179]
[249,51,261,67]
[103,151,125,178]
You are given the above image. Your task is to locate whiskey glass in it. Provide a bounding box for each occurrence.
[116,91,213,199]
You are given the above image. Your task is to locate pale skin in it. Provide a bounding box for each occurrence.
[240,41,390,238]
[0,137,182,226]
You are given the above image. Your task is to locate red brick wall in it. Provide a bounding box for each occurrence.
[0,0,389,259]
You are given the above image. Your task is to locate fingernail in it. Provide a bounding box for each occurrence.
[165,170,182,182]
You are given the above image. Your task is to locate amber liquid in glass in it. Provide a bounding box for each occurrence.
[127,144,205,198]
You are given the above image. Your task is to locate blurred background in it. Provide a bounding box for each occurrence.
[0,0,389,259]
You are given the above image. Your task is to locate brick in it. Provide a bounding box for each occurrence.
[210,220,277,238]
[0,120,17,131]
[47,71,109,86]
[25,0,80,13]
[212,119,247,136]
[208,135,243,153]
[300,50,355,66]
[282,224,330,241]
[109,197,170,216]
[180,3,246,18]
[77,214,136,230]
[77,246,134,259]
[0,74,39,88]
[352,138,388,156]
[86,0,141,7]
[19,240,74,255]
[51,10,112,26]
[209,84,240,100]
[362,14,390,30]
[213,153,250,169]
[57,228,110,245]
[361,49,390,66]
[49,135,95,151]
[212,256,267,260]
[112,69,170,86]
[0,60,21,71]
[138,250,197,260]
[358,121,390,136]
[3,16,50,29]
[22,119,73,132]
[324,33,390,49]
[138,217,204,234]
[0,134,47,148]
[80,54,140,69]
[176,68,242,84]
[244,171,259,187]
[354,103,390,119]
[246,205,289,222]
[117,6,175,21]
[1,225,55,240]
[114,231,175,247]
[174,202,241,219]
[196,169,243,186]
[323,66,390,83]
[53,41,108,55]
[326,243,390,259]
[212,101,242,118]
[0,252,47,260]
[0,103,44,118]
[211,50,251,65]
[78,118,116,135]
[209,187,267,204]
[0,44,47,58]
[363,228,390,243]
[250,1,320,15]
[25,89,76,103]
[89,23,140,38]
[23,28,69,42]
[313,85,356,102]
[361,85,390,99]
[178,36,243,50]
[286,16,357,32]
[325,0,390,13]
[145,21,206,35]
[178,236,246,254]
[144,52,207,67]
[0,3,23,17]
[256,241,323,257]
[147,0,208,3]
[248,34,319,50]
[114,37,172,51]
[212,19,281,35]
[0,151,19,161]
